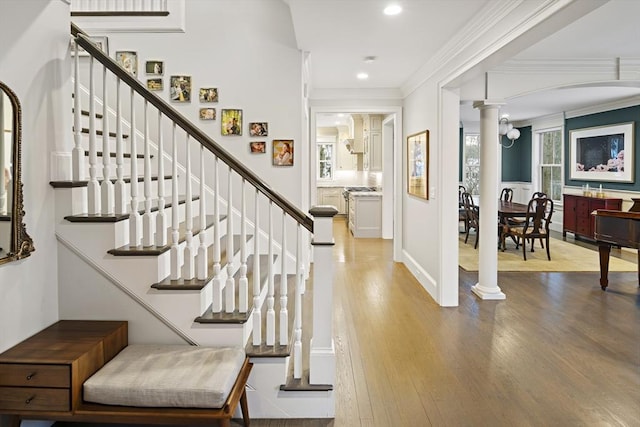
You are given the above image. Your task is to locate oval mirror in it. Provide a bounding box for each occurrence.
[0,80,34,265]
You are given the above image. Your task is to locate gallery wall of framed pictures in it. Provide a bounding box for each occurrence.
[107,38,294,167]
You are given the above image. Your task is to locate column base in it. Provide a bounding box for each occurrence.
[471,283,506,300]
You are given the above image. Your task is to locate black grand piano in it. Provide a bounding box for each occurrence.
[593,198,640,290]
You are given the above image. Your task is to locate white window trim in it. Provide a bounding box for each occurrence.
[534,126,564,203]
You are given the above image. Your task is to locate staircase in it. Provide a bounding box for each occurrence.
[51,24,337,418]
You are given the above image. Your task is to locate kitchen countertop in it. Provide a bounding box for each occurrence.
[349,191,382,197]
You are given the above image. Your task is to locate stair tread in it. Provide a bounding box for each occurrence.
[246,273,297,358]
[84,150,150,159]
[108,214,219,256]
[78,127,130,139]
[64,195,200,223]
[151,234,253,289]
[280,371,333,392]
[50,174,173,188]
[193,254,274,323]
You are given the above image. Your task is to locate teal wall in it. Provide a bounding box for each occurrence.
[501,126,532,182]
[565,105,640,191]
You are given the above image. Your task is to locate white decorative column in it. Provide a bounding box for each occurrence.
[471,100,505,300]
[309,206,337,385]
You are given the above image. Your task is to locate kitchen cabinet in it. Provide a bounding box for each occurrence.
[318,187,345,214]
[363,114,383,172]
[563,194,622,240]
[349,192,382,238]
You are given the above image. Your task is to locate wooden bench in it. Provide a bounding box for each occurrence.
[0,321,252,427]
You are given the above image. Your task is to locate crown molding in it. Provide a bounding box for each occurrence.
[564,94,640,119]
[492,58,618,74]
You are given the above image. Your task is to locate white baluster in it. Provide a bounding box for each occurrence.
[238,178,248,313]
[155,111,166,246]
[87,56,100,215]
[72,39,85,181]
[294,223,302,379]
[101,64,114,215]
[211,157,223,312]
[196,145,208,280]
[129,88,141,247]
[169,123,181,280]
[142,101,154,247]
[279,213,289,346]
[252,189,262,346]
[266,201,275,346]
[225,168,235,313]
[182,135,195,279]
[114,78,126,215]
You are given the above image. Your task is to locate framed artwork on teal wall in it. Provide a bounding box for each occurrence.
[569,122,634,182]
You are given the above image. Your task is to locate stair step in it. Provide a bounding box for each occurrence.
[84,150,149,159]
[107,214,218,256]
[245,273,296,358]
[73,109,103,119]
[79,127,130,139]
[151,234,251,290]
[194,253,274,324]
[50,174,173,188]
[63,195,199,223]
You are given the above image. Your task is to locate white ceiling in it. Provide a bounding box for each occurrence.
[286,0,640,126]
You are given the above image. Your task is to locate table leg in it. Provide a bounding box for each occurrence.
[598,243,611,290]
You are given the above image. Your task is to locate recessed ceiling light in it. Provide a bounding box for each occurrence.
[384,4,402,15]
[357,72,369,80]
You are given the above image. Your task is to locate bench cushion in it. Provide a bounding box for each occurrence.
[83,344,246,409]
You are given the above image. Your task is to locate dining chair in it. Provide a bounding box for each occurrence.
[461,192,479,249]
[502,196,554,260]
[500,187,514,201]
[459,185,467,233]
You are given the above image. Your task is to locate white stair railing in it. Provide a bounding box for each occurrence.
[155,112,167,246]
[114,78,126,215]
[87,56,100,215]
[101,64,114,215]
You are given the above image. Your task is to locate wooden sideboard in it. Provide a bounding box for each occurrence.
[563,194,622,240]
[0,320,127,425]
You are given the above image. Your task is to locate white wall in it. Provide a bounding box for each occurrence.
[0,1,70,352]
[91,0,304,208]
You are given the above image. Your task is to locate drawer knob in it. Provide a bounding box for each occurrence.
[25,395,35,404]
[26,372,36,380]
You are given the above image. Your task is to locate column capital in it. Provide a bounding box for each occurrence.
[472,100,506,110]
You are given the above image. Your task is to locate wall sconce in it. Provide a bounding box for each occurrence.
[499,116,520,149]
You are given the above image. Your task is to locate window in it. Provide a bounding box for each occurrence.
[539,129,562,201]
[463,134,480,195]
[317,143,335,180]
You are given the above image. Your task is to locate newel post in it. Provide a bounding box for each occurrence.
[308,205,338,386]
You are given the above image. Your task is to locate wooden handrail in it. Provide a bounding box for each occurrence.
[70,24,313,232]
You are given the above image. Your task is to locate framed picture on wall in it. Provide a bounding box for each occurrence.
[71,36,109,56]
[199,87,218,102]
[199,108,216,120]
[569,122,634,182]
[221,109,242,135]
[170,75,191,102]
[146,78,163,91]
[249,122,268,137]
[115,51,138,76]
[250,141,266,153]
[407,129,429,199]
[145,60,164,75]
[273,140,294,166]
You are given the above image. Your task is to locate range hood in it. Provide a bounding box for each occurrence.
[342,138,364,154]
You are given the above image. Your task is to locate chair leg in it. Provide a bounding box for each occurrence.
[474,229,479,249]
[465,228,470,244]
[546,236,551,261]
[522,237,527,261]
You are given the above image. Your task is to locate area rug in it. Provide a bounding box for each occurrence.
[458,234,637,272]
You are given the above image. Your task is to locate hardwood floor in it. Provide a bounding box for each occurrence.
[52,217,639,427]
[248,218,639,426]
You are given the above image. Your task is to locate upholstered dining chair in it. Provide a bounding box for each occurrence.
[502,196,554,260]
[461,192,479,249]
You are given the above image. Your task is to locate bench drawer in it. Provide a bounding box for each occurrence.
[0,364,70,388]
[0,387,69,411]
